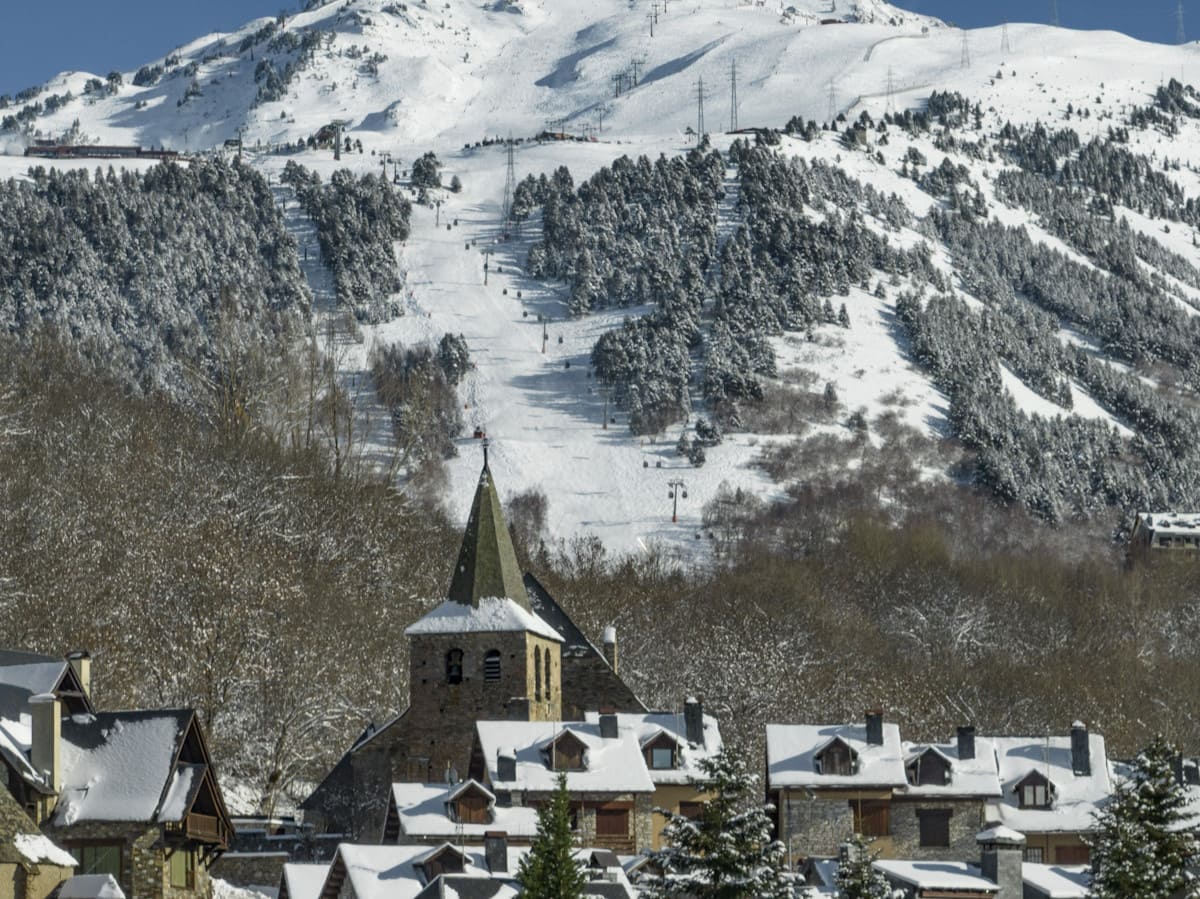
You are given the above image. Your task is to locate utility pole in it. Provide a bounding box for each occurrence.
[599,384,611,430]
[1179,1,1187,44]
[1002,22,1011,55]
[647,11,655,36]
[334,121,341,161]
[668,479,688,523]
[597,103,612,134]
[695,75,707,138]
[651,1,660,23]
[729,58,739,132]
[483,249,492,286]
[960,30,971,69]
[631,57,645,86]
[541,316,549,353]
[612,73,626,97]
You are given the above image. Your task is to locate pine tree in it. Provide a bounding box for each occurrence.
[644,748,791,899]
[517,772,585,899]
[1089,736,1199,899]
[834,835,892,899]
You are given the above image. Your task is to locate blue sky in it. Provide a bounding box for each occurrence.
[0,1,1189,97]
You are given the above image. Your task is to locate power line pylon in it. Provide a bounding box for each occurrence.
[729,59,739,132]
[501,136,516,237]
[1050,0,1059,27]
[1002,22,1012,55]
[960,31,971,69]
[1178,1,1187,44]
[885,65,896,114]
[695,76,707,138]
[827,79,838,124]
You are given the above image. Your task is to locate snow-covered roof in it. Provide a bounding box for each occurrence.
[1022,864,1089,899]
[54,710,192,825]
[874,860,997,893]
[1135,511,1200,536]
[0,714,46,791]
[58,875,126,899]
[404,597,562,643]
[899,738,1003,798]
[582,710,722,785]
[281,862,330,899]
[12,831,76,867]
[766,723,907,789]
[326,843,532,899]
[390,782,540,840]
[988,734,1111,834]
[475,721,655,794]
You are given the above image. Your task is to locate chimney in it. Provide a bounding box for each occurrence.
[957,726,976,761]
[978,826,1025,899]
[484,831,508,874]
[30,693,61,792]
[1070,721,1091,776]
[66,651,91,699]
[865,710,884,747]
[602,626,617,674]
[599,710,619,740]
[497,748,516,783]
[684,697,705,747]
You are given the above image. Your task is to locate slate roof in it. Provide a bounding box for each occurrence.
[475,721,655,794]
[582,710,723,785]
[899,738,1004,798]
[988,734,1112,834]
[388,782,540,840]
[766,723,907,789]
[447,464,529,609]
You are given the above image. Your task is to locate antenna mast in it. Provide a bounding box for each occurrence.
[960,31,971,69]
[695,76,707,138]
[501,136,516,237]
[729,58,739,132]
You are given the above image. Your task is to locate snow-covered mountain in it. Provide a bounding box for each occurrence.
[5,0,1200,551]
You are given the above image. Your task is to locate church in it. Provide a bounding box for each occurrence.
[301,456,648,840]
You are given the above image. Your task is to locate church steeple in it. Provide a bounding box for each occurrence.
[447,457,530,609]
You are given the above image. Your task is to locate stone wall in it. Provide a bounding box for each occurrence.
[778,791,856,860]
[888,799,986,862]
[209,853,288,889]
[0,860,74,899]
[559,650,644,721]
[48,822,213,899]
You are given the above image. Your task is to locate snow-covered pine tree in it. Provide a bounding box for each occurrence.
[1088,735,1199,899]
[517,772,585,899]
[834,835,893,899]
[644,748,791,899]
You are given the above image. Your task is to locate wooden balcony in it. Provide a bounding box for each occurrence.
[169,813,231,848]
[591,834,635,853]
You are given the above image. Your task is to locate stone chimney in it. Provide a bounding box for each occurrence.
[978,825,1025,899]
[1070,721,1091,776]
[30,693,61,792]
[602,626,617,674]
[497,748,517,783]
[599,710,619,740]
[684,698,705,747]
[484,831,508,874]
[66,650,91,698]
[957,725,976,761]
[865,710,884,747]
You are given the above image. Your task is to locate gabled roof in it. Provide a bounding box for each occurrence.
[0,785,75,868]
[58,875,126,899]
[899,738,1003,798]
[766,723,907,789]
[1022,863,1089,899]
[53,709,232,841]
[388,782,539,841]
[988,734,1111,834]
[874,860,997,894]
[476,721,655,794]
[320,843,499,899]
[583,711,723,785]
[447,464,529,609]
[280,863,330,899]
[0,653,92,720]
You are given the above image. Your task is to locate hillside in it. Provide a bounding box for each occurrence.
[4,0,1200,549]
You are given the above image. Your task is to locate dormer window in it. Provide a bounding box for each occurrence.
[446,649,464,685]
[419,846,466,880]
[447,782,493,825]
[643,732,680,770]
[1015,771,1054,809]
[906,749,952,787]
[815,738,858,776]
[545,731,587,772]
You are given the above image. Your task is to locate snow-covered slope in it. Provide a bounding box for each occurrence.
[6,0,1200,549]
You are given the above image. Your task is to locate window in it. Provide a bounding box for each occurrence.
[446,649,463,685]
[1056,845,1090,865]
[454,795,490,825]
[1016,772,1053,809]
[75,844,122,880]
[534,651,542,701]
[169,848,195,889]
[907,752,950,786]
[917,809,952,847]
[595,807,630,837]
[483,650,501,683]
[851,801,890,838]
[1023,847,1044,864]
[678,802,704,820]
[651,747,675,769]
[542,648,552,701]
[817,740,856,776]
[422,849,465,879]
[549,733,587,771]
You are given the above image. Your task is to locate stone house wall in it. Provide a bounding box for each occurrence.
[508,791,654,853]
[209,853,288,889]
[0,861,74,899]
[889,799,987,862]
[48,821,212,899]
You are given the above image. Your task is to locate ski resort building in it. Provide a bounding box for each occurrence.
[0,651,233,899]
[301,461,649,841]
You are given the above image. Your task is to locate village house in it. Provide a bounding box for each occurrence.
[0,651,233,899]
[468,716,656,854]
[0,784,76,899]
[1128,511,1200,560]
[301,459,646,841]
